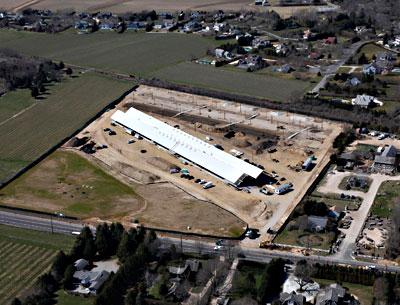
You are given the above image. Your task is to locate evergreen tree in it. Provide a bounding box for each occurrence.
[51,251,69,281]
[63,265,75,290]
[96,223,112,259]
[11,298,22,305]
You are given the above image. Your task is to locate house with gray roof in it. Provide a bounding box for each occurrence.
[280,292,305,305]
[372,145,398,174]
[307,216,328,233]
[351,94,381,108]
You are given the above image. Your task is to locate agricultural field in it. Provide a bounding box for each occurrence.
[0,30,216,77]
[0,72,132,184]
[0,224,74,305]
[0,30,315,101]
[152,62,313,102]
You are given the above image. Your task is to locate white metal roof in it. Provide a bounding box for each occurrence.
[111,107,263,185]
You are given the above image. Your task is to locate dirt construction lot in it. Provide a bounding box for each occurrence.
[67,85,343,242]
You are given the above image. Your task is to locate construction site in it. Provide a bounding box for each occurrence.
[65,85,344,242]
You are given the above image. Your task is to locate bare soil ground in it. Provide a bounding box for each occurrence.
[3,0,326,18]
[73,85,343,244]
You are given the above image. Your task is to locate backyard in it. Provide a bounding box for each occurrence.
[371,180,400,218]
[0,224,74,305]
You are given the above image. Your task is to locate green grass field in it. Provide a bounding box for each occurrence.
[56,290,93,305]
[0,150,142,219]
[0,72,132,184]
[153,62,312,102]
[0,30,216,77]
[0,224,74,305]
[353,43,390,63]
[371,180,400,218]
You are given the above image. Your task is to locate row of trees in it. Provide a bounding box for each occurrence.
[0,48,65,97]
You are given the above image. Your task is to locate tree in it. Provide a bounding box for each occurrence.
[96,223,112,259]
[117,230,137,262]
[11,298,22,305]
[31,86,39,98]
[51,251,69,281]
[83,237,96,261]
[65,67,73,75]
[358,52,368,64]
[125,288,138,305]
[59,61,65,69]
[294,260,314,291]
[257,259,286,303]
[63,265,75,290]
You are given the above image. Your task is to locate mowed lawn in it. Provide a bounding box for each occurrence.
[0,150,143,219]
[0,73,132,183]
[152,62,312,102]
[0,30,216,76]
[0,224,74,305]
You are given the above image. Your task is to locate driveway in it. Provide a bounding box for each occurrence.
[317,170,400,260]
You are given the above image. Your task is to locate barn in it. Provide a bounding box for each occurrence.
[111,107,265,186]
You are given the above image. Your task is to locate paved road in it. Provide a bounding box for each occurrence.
[310,41,369,93]
[0,209,85,234]
[1,209,399,272]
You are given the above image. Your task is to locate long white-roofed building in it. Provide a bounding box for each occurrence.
[111,107,265,186]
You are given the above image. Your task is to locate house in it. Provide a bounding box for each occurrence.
[73,269,110,295]
[352,94,382,108]
[309,52,322,60]
[275,43,289,56]
[237,55,266,71]
[252,38,271,49]
[280,292,305,305]
[376,52,396,62]
[278,64,294,73]
[346,76,361,87]
[354,26,367,34]
[183,21,202,33]
[215,48,233,60]
[282,275,320,303]
[372,145,398,174]
[324,37,337,45]
[362,63,378,75]
[315,283,359,305]
[99,22,114,30]
[307,216,328,233]
[74,259,89,271]
[167,259,200,278]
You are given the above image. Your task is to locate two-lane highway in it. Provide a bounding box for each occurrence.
[0,209,399,273]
